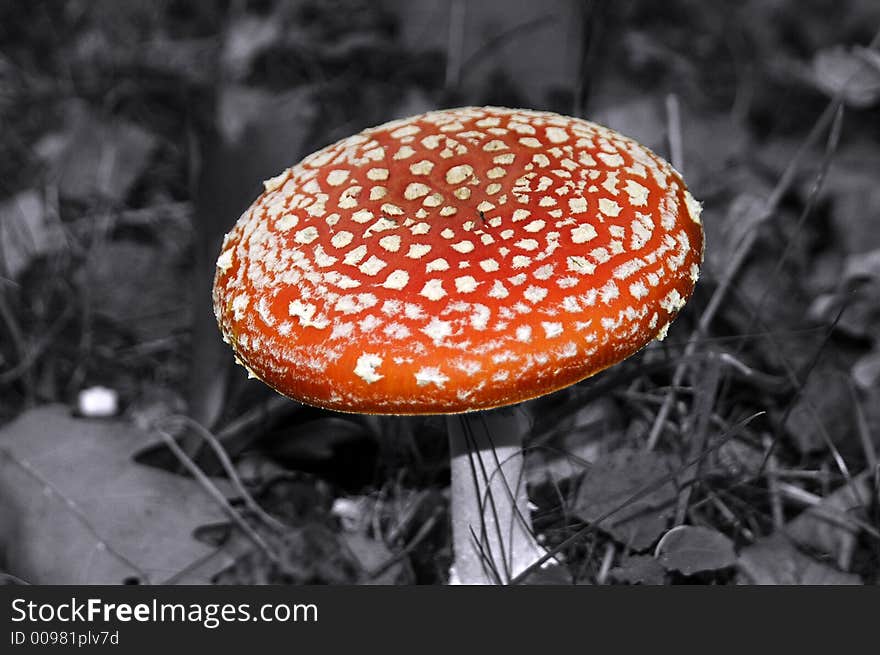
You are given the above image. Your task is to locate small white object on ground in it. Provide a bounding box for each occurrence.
[77,386,119,418]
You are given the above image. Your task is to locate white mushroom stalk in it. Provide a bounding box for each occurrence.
[446,409,544,584]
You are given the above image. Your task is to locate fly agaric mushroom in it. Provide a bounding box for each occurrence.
[212,106,704,584]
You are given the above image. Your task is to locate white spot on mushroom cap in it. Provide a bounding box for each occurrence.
[629,280,649,299]
[567,256,596,275]
[625,179,650,206]
[542,322,563,338]
[232,294,249,320]
[410,160,434,175]
[294,226,320,244]
[488,280,509,298]
[483,140,508,152]
[420,279,446,301]
[382,269,409,290]
[446,164,473,184]
[414,367,449,388]
[426,258,449,272]
[455,275,478,293]
[407,243,431,259]
[379,235,401,252]
[404,182,431,200]
[599,198,622,217]
[391,124,421,139]
[354,353,384,384]
[545,126,569,143]
[335,293,378,315]
[344,244,367,265]
[597,152,624,167]
[331,231,354,249]
[524,286,548,303]
[216,249,233,273]
[277,214,299,230]
[421,317,452,344]
[289,299,329,329]
[571,224,597,244]
[263,170,290,192]
[599,279,619,304]
[569,197,588,214]
[684,190,702,224]
[326,169,350,186]
[423,193,443,207]
[660,288,685,313]
[367,168,389,181]
[381,203,404,216]
[359,255,387,276]
[393,145,416,159]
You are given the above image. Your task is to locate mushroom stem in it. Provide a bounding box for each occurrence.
[446,407,543,584]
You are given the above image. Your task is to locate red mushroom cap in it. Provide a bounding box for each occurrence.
[213,107,704,414]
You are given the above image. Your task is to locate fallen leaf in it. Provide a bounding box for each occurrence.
[343,532,408,585]
[572,447,678,550]
[783,360,853,455]
[786,471,874,571]
[609,554,666,585]
[525,397,616,488]
[655,525,737,575]
[0,405,232,584]
[737,534,861,585]
[0,190,66,279]
[213,524,362,585]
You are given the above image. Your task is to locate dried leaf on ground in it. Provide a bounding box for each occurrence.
[213,523,357,585]
[808,249,880,341]
[526,396,616,488]
[343,532,409,585]
[0,405,232,584]
[786,471,874,571]
[572,447,678,550]
[655,525,737,575]
[783,360,853,455]
[737,534,861,584]
[609,554,666,585]
[0,190,66,279]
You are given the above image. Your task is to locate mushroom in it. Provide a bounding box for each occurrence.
[212,107,704,584]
